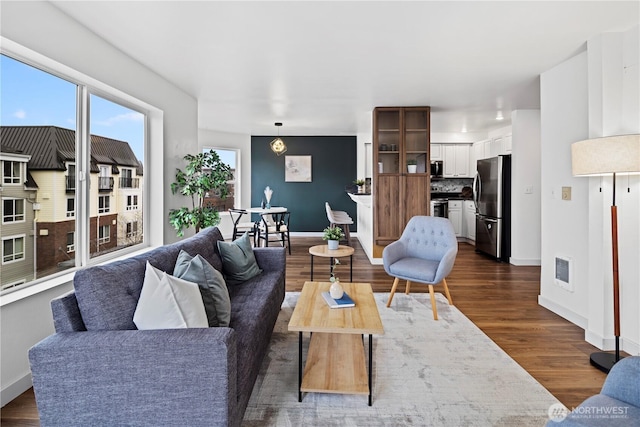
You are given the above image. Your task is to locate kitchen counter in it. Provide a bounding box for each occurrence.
[347,192,372,207]
[430,192,472,200]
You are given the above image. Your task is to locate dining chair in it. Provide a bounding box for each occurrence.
[228,209,257,243]
[256,211,291,254]
[325,202,353,246]
[383,215,458,320]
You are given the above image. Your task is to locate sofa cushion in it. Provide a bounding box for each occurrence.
[74,227,224,331]
[174,249,231,327]
[133,262,209,330]
[217,232,262,285]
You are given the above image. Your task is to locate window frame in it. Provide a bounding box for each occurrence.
[98,195,110,214]
[2,160,22,185]
[0,39,161,297]
[2,234,26,264]
[98,224,110,244]
[2,197,26,224]
[66,197,75,218]
[66,231,75,253]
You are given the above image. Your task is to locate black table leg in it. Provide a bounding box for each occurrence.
[310,254,314,280]
[368,334,373,406]
[298,332,303,402]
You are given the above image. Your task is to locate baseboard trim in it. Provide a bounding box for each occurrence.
[1,373,32,407]
[585,330,640,355]
[509,258,541,266]
[537,295,588,329]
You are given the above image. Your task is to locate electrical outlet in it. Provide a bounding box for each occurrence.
[525,186,533,194]
[561,186,571,201]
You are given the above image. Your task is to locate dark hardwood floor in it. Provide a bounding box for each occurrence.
[1,236,608,425]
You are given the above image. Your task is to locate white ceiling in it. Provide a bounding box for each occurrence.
[51,1,638,137]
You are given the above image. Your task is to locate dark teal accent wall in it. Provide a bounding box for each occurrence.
[251,136,357,232]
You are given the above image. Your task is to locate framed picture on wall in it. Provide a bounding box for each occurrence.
[285,155,312,182]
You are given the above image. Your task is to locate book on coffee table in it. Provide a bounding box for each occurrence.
[321,291,355,308]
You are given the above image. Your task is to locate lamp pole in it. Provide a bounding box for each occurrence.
[590,172,622,373]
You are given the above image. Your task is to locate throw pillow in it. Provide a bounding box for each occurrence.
[174,249,231,327]
[216,231,262,286]
[133,261,209,330]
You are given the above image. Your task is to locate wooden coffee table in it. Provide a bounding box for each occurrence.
[288,281,384,405]
[308,244,354,282]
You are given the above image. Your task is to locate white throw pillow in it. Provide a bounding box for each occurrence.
[133,261,209,330]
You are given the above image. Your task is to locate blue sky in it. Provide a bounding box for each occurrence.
[1,54,144,161]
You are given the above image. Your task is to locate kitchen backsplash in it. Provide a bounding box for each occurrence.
[430,178,473,192]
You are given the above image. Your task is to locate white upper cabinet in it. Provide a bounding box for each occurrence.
[430,143,443,160]
[443,144,471,177]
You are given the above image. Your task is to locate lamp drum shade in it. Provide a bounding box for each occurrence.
[571,135,640,176]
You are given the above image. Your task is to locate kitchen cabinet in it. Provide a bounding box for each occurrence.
[464,200,476,241]
[430,144,443,160]
[503,134,512,153]
[447,200,462,237]
[373,107,430,246]
[443,144,470,177]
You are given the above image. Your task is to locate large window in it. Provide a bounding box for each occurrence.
[203,148,238,210]
[0,52,147,292]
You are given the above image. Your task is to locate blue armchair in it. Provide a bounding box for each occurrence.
[383,216,458,320]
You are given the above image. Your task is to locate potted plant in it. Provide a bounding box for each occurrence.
[407,159,418,173]
[353,178,366,193]
[329,258,344,299]
[322,225,345,250]
[169,150,232,237]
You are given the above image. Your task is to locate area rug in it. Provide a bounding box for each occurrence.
[243,292,559,426]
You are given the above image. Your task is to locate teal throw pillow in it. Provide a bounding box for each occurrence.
[174,249,231,327]
[216,232,262,286]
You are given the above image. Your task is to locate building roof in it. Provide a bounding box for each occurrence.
[0,126,142,175]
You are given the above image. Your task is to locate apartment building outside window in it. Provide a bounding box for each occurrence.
[2,161,21,184]
[3,198,25,223]
[1,52,147,292]
[2,235,25,263]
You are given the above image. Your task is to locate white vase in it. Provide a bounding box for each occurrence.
[407,164,417,173]
[330,281,344,299]
[327,239,339,250]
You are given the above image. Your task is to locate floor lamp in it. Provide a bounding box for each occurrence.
[571,134,640,373]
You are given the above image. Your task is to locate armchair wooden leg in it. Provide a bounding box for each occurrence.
[386,277,400,307]
[442,278,453,305]
[405,280,412,295]
[428,284,438,320]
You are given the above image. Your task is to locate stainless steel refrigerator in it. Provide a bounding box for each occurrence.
[473,155,511,262]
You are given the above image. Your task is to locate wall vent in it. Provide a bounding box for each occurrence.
[554,256,573,292]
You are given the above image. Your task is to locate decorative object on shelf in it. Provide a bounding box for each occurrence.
[322,225,344,250]
[264,186,273,209]
[169,150,232,237]
[270,122,287,156]
[354,178,366,193]
[329,258,344,299]
[571,134,640,373]
[407,159,417,173]
[285,155,312,182]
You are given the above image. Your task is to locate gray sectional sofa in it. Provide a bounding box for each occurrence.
[28,227,286,427]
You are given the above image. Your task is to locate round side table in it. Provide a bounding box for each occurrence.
[308,244,355,282]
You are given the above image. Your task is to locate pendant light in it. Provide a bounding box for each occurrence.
[270,122,287,156]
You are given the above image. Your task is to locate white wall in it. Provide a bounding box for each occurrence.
[510,110,541,265]
[539,25,640,356]
[1,1,199,405]
[539,51,590,327]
